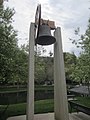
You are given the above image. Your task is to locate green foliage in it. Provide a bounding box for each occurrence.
[82,19,90,53]
[64,52,77,82]
[35,56,46,84]
[35,51,78,84]
[71,18,90,93]
[10,48,28,85]
[0,5,18,84]
[0,5,28,85]
[34,46,54,85]
[35,56,54,84]
[2,3,89,87]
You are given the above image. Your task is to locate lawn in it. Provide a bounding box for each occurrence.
[76,96,90,107]
[0,99,54,120]
[0,86,90,120]
[0,96,90,120]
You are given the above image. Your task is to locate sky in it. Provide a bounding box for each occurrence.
[5,0,90,56]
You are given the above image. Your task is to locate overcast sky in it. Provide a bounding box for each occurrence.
[5,0,90,55]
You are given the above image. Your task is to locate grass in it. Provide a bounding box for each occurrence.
[0,103,26,120]
[35,99,54,113]
[0,99,54,120]
[68,96,90,113]
[76,96,90,107]
[0,86,90,120]
[0,96,90,120]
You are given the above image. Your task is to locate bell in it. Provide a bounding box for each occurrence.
[35,24,56,45]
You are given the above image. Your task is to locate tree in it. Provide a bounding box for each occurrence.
[64,52,77,83]
[71,18,90,94]
[34,46,54,85]
[0,3,18,84]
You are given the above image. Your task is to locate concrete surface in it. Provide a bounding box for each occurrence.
[70,85,89,95]
[7,112,90,120]
[27,23,35,120]
[54,27,69,120]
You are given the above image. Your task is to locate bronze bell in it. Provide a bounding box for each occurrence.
[35,24,56,45]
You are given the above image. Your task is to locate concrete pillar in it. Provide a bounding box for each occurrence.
[54,27,69,120]
[26,23,35,120]
[0,0,3,5]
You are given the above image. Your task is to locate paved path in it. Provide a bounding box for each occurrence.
[7,112,90,120]
[70,112,90,120]
[70,85,89,95]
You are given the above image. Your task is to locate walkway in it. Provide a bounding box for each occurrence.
[7,112,90,120]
